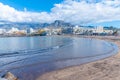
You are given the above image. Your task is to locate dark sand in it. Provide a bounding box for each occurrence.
[37,36,120,80]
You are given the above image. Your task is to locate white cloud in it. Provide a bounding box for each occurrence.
[0,3,55,23]
[0,0,120,25]
[51,0,120,24]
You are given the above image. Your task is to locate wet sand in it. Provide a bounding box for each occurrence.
[37,36,120,80]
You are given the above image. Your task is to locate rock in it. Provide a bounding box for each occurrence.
[2,72,19,80]
[0,78,7,80]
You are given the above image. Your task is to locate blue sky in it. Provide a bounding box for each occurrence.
[0,0,63,12]
[89,21,120,28]
[0,0,120,28]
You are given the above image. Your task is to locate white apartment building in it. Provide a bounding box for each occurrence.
[103,30,113,34]
[7,27,19,34]
[51,28,62,35]
[93,26,104,33]
[73,26,107,35]
[73,25,93,35]
[0,29,6,34]
[6,27,27,35]
[44,28,62,35]
[30,28,35,33]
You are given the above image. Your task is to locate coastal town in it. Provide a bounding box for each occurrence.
[0,22,119,37]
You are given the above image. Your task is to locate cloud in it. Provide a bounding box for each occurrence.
[0,0,120,25]
[52,0,120,24]
[0,3,54,23]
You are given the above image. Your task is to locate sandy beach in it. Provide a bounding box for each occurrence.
[37,36,120,80]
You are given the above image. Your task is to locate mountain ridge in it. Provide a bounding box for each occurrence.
[0,20,74,29]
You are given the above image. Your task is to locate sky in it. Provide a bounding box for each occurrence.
[0,0,120,27]
[0,0,63,12]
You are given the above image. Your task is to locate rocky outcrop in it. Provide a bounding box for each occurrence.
[50,20,73,28]
[1,72,19,80]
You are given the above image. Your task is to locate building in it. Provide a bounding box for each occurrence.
[0,29,6,35]
[62,27,73,34]
[43,28,51,35]
[73,26,110,35]
[6,27,27,36]
[7,27,19,34]
[26,28,35,34]
[73,25,93,35]
[93,26,104,33]
[103,29,113,35]
[51,28,62,35]
[43,27,62,35]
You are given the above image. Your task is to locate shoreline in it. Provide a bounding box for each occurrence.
[37,35,120,80]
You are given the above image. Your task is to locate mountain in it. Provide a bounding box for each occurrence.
[50,20,73,28]
[0,20,74,29]
[0,20,118,30]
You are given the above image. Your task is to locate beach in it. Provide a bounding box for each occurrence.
[37,36,120,80]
